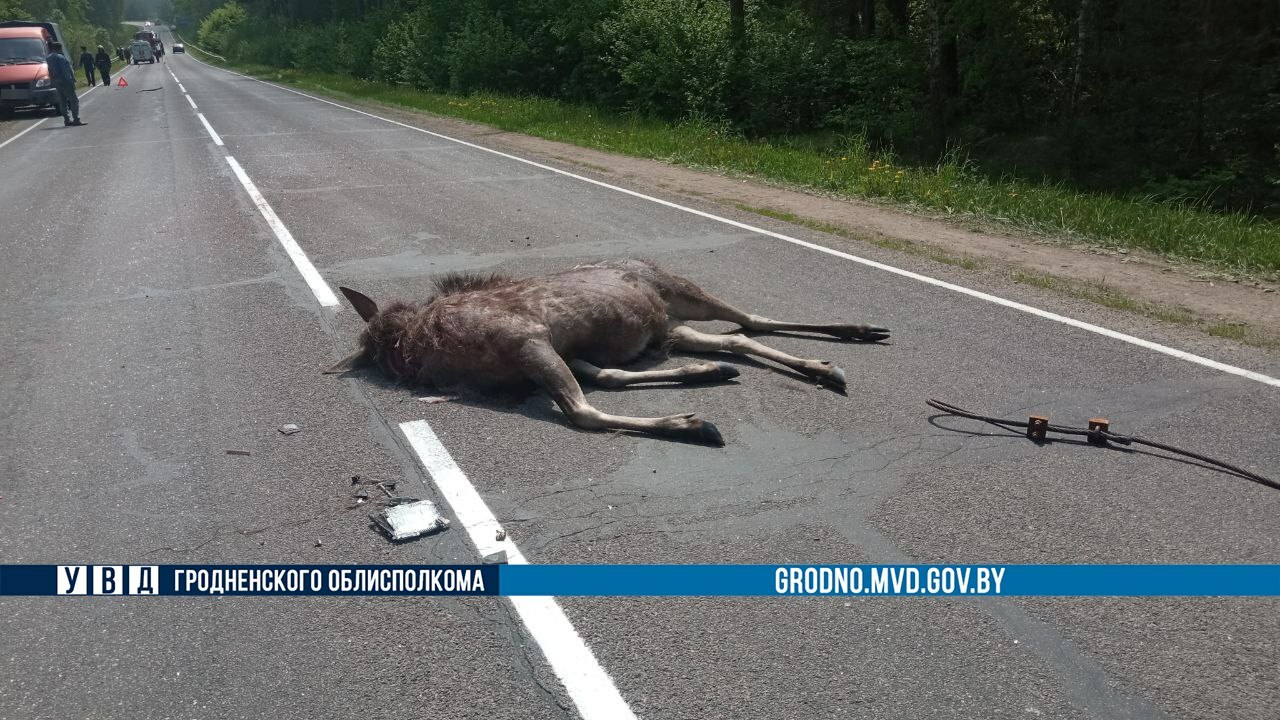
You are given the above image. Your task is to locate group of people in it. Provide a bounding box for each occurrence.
[76,45,114,88]
[44,37,167,128]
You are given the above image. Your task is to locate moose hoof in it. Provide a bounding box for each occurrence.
[854,325,891,342]
[698,420,725,447]
[814,361,844,389]
[714,362,740,380]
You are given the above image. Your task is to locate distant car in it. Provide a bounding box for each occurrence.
[172,43,184,54]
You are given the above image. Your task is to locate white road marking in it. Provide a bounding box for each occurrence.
[195,112,223,145]
[178,83,186,93]
[400,420,637,720]
[185,94,197,109]
[185,57,1280,389]
[0,84,101,151]
[224,156,339,307]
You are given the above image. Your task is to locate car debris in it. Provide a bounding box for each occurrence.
[226,449,251,456]
[417,395,458,404]
[482,549,508,565]
[278,424,301,435]
[372,500,450,541]
[495,529,507,541]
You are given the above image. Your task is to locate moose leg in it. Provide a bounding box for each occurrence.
[667,324,847,389]
[570,359,739,388]
[521,340,724,445]
[662,278,889,341]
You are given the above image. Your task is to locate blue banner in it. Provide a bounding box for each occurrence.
[501,564,1279,596]
[1,564,1275,597]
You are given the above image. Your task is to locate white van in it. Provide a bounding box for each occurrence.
[131,39,155,64]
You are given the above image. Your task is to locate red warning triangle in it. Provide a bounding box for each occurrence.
[117,76,128,87]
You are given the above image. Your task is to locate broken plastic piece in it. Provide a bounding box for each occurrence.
[226,449,251,456]
[482,549,508,565]
[279,424,301,435]
[495,529,507,541]
[373,500,450,541]
[417,395,458,404]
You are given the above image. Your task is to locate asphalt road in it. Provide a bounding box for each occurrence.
[1,30,1277,720]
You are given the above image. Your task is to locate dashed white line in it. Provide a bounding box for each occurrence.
[225,156,339,306]
[185,94,197,109]
[178,83,187,93]
[400,420,636,720]
[184,56,1280,389]
[195,112,223,145]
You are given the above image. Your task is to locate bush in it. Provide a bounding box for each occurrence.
[444,10,529,93]
[594,0,730,120]
[197,1,247,55]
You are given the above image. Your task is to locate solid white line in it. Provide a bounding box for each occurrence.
[178,83,186,93]
[0,84,100,151]
[196,112,223,145]
[185,58,1280,389]
[400,420,636,720]
[224,156,339,307]
[185,94,197,109]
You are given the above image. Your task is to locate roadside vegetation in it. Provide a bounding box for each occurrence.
[170,0,1279,274]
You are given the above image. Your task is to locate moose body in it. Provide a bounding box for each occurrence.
[333,259,888,445]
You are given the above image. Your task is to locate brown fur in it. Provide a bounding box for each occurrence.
[336,259,888,445]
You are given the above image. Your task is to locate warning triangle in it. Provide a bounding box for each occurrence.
[117,76,128,87]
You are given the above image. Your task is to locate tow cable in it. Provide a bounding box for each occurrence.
[926,399,1277,490]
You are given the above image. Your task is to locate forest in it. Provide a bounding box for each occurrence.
[5,0,1276,226]
[167,0,1279,220]
[1,0,136,64]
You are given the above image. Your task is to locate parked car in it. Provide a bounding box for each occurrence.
[172,43,184,54]
[0,24,61,116]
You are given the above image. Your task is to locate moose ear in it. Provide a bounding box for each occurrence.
[339,286,379,322]
[323,348,369,375]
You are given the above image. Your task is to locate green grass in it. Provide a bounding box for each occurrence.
[191,65,1280,273]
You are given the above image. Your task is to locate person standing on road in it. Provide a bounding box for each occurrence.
[45,43,84,127]
[78,46,95,86]
[95,45,112,86]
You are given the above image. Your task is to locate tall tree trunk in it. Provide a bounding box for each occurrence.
[1069,0,1091,116]
[886,0,909,37]
[847,0,878,37]
[728,0,747,121]
[730,0,745,46]
[926,0,956,154]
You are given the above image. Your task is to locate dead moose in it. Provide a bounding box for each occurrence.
[328,259,889,446]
